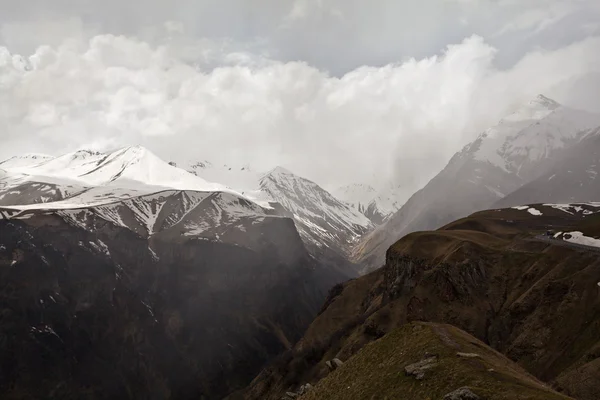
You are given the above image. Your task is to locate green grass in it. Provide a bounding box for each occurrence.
[300,322,572,400]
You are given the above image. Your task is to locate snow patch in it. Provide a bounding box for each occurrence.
[563,231,600,248]
[148,247,159,261]
[545,203,600,216]
[89,240,110,256]
[512,205,529,210]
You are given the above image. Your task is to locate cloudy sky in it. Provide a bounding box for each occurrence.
[1,0,600,193]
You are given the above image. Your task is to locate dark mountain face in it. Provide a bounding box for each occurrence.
[245,204,600,400]
[0,210,346,399]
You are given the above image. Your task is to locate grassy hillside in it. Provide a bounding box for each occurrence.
[301,322,571,400]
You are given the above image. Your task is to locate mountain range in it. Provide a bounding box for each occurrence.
[0,146,363,398]
[2,94,600,399]
[0,146,372,262]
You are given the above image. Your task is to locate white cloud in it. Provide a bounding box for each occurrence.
[494,2,575,36]
[1,32,600,194]
[283,0,345,25]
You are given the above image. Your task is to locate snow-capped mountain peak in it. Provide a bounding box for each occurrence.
[257,165,372,254]
[528,94,560,110]
[7,145,232,193]
[264,166,295,178]
[0,146,248,211]
[467,95,600,174]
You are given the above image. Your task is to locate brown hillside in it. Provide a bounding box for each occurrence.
[244,203,600,400]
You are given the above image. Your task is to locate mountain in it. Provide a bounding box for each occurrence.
[0,146,354,398]
[0,213,339,399]
[494,127,600,208]
[355,95,600,272]
[259,167,372,256]
[333,183,404,225]
[176,160,374,259]
[244,203,600,400]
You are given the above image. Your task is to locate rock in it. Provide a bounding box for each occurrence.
[298,383,313,395]
[332,358,344,369]
[325,360,334,371]
[284,392,298,399]
[456,352,480,359]
[442,387,481,400]
[404,355,438,380]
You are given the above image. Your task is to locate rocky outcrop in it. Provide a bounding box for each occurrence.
[404,353,439,380]
[325,358,344,371]
[443,387,481,400]
[280,383,313,399]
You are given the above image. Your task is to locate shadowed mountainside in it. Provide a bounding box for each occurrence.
[0,207,348,399]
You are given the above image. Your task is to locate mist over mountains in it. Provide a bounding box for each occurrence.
[2,1,600,398]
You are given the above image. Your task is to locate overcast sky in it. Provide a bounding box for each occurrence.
[1,0,600,192]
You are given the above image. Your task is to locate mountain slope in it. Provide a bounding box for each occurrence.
[333,183,404,225]
[259,167,372,257]
[177,160,374,258]
[0,193,349,399]
[494,127,600,208]
[355,95,600,272]
[245,203,600,400]
[301,322,570,400]
[0,153,54,169]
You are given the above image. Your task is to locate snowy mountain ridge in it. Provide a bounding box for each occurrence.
[464,94,600,176]
[1,146,237,196]
[1,146,373,258]
[176,160,373,255]
[259,166,372,253]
